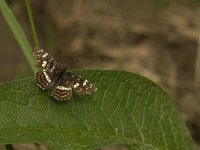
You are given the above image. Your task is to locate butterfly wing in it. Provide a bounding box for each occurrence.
[51,82,72,101]
[71,75,97,95]
[33,47,56,70]
[50,72,74,101]
[35,70,53,90]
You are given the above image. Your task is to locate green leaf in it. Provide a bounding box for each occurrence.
[0,70,194,150]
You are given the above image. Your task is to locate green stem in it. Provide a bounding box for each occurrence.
[5,144,14,150]
[0,0,37,73]
[35,142,40,150]
[25,0,40,47]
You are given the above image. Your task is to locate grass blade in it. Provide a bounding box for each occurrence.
[5,144,14,150]
[0,0,37,73]
[25,0,40,48]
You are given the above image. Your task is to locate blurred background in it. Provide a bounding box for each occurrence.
[0,0,200,149]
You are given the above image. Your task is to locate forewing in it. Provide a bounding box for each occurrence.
[33,47,55,70]
[72,75,97,95]
[35,70,53,90]
[51,82,72,101]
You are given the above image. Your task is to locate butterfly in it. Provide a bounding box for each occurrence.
[33,47,97,101]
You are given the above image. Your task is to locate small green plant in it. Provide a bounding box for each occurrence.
[0,0,194,150]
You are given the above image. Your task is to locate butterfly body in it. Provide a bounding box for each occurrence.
[48,67,66,90]
[33,47,97,101]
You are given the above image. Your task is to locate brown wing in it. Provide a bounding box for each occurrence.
[71,75,97,95]
[51,82,72,101]
[35,70,53,90]
[33,47,55,70]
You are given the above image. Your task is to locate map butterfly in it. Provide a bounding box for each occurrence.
[33,47,97,101]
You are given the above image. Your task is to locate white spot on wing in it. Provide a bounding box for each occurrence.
[42,61,47,67]
[42,53,48,58]
[57,86,71,90]
[43,71,51,83]
[73,83,80,88]
[83,80,88,86]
